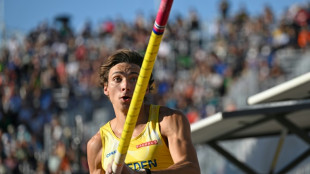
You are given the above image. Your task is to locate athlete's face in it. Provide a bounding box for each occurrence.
[104,62,140,112]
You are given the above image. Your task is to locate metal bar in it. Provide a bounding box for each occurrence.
[268,129,288,174]
[277,148,310,174]
[275,116,310,145]
[213,115,275,141]
[208,141,257,174]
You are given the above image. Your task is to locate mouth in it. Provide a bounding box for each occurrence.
[121,96,132,102]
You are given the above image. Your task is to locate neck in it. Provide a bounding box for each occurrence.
[113,104,149,134]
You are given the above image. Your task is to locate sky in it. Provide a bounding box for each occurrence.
[1,0,309,35]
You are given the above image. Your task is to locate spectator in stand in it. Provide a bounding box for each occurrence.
[0,2,309,173]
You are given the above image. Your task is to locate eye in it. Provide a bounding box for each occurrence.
[113,76,122,83]
[130,76,138,83]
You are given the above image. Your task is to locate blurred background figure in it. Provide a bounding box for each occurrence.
[1,0,310,173]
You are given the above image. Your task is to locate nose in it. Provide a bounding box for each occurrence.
[121,79,130,91]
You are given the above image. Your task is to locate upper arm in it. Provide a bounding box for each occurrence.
[160,108,200,172]
[87,131,105,174]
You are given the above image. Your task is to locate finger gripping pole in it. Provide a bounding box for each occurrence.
[112,0,174,173]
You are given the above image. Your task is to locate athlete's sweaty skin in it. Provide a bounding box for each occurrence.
[87,49,200,174]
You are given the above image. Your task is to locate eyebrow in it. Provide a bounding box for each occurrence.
[112,71,139,76]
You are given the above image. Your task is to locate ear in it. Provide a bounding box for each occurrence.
[146,84,153,93]
[103,84,109,96]
[146,86,150,93]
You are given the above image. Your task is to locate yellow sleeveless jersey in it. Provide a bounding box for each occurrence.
[100,105,174,171]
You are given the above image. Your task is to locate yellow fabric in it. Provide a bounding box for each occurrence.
[100,105,174,171]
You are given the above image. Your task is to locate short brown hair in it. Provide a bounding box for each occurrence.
[99,49,154,90]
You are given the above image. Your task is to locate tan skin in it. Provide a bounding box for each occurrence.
[87,63,200,174]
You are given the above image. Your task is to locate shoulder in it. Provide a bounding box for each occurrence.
[87,131,103,172]
[158,106,190,136]
[87,131,102,152]
[158,105,187,123]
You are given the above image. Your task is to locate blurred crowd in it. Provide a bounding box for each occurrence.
[1,0,310,173]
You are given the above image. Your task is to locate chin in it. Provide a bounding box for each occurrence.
[120,104,130,111]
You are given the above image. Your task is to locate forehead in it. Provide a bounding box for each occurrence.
[109,63,140,75]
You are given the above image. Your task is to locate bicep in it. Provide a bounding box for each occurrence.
[87,132,105,174]
[164,113,198,164]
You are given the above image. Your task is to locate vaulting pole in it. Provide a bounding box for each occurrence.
[112,0,174,173]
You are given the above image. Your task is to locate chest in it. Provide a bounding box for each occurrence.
[102,126,168,170]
